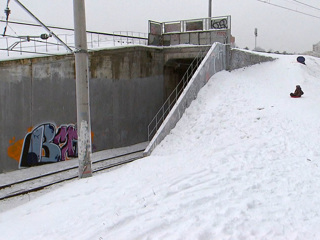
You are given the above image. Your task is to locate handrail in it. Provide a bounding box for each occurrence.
[0,31,148,57]
[149,16,231,35]
[147,46,210,141]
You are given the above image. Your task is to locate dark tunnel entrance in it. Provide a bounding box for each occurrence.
[164,58,195,100]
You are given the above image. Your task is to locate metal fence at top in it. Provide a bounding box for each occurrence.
[149,16,231,35]
[148,16,231,46]
[0,30,148,58]
[147,46,210,141]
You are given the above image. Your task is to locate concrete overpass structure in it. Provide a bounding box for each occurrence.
[0,16,274,173]
[0,44,274,173]
[0,45,209,172]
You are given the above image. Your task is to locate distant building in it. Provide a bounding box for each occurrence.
[313,42,320,53]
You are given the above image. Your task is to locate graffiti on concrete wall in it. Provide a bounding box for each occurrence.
[8,137,25,162]
[211,18,228,30]
[19,123,78,168]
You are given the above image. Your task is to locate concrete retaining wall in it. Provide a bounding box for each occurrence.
[229,49,275,70]
[0,46,165,173]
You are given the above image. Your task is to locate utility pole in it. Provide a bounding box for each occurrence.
[73,0,92,178]
[254,28,258,50]
[208,0,212,18]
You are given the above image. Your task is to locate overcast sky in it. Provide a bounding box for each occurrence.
[1,0,320,53]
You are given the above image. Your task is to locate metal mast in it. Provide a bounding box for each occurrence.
[73,0,92,178]
[254,28,258,50]
[209,0,212,18]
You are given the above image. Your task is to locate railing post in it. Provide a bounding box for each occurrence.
[6,38,9,56]
[175,87,178,103]
[19,38,22,55]
[91,33,93,48]
[156,113,159,132]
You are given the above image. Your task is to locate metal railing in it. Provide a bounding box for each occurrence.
[148,16,231,46]
[149,16,231,35]
[147,46,210,141]
[0,31,148,58]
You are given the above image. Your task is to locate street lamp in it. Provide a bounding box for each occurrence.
[209,0,212,18]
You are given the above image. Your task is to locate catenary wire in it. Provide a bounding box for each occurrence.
[256,0,320,19]
[292,0,320,11]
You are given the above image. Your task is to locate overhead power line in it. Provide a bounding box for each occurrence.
[292,0,320,11]
[0,19,73,32]
[257,0,320,19]
[13,0,72,52]
[0,19,147,40]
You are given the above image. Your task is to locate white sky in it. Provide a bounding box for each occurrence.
[1,0,320,53]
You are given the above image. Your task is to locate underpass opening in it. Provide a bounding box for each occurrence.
[164,58,195,100]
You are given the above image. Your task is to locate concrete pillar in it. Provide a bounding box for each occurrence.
[73,0,92,178]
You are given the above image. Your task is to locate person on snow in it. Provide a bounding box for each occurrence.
[290,85,304,98]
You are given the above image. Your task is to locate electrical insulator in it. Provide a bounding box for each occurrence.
[40,33,50,40]
[4,7,11,16]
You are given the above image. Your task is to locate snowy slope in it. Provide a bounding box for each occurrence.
[1,53,320,240]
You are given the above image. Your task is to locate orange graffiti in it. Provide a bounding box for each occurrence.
[7,137,24,162]
[8,127,32,162]
[91,131,94,141]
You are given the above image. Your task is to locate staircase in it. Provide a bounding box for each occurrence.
[144,42,228,156]
[147,47,211,141]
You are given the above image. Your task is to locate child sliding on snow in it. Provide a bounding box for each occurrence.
[290,85,304,98]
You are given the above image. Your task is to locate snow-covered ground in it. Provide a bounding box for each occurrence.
[1,52,320,239]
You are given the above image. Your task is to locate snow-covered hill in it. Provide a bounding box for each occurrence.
[1,53,320,240]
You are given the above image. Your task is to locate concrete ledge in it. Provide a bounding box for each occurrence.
[229,49,275,70]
